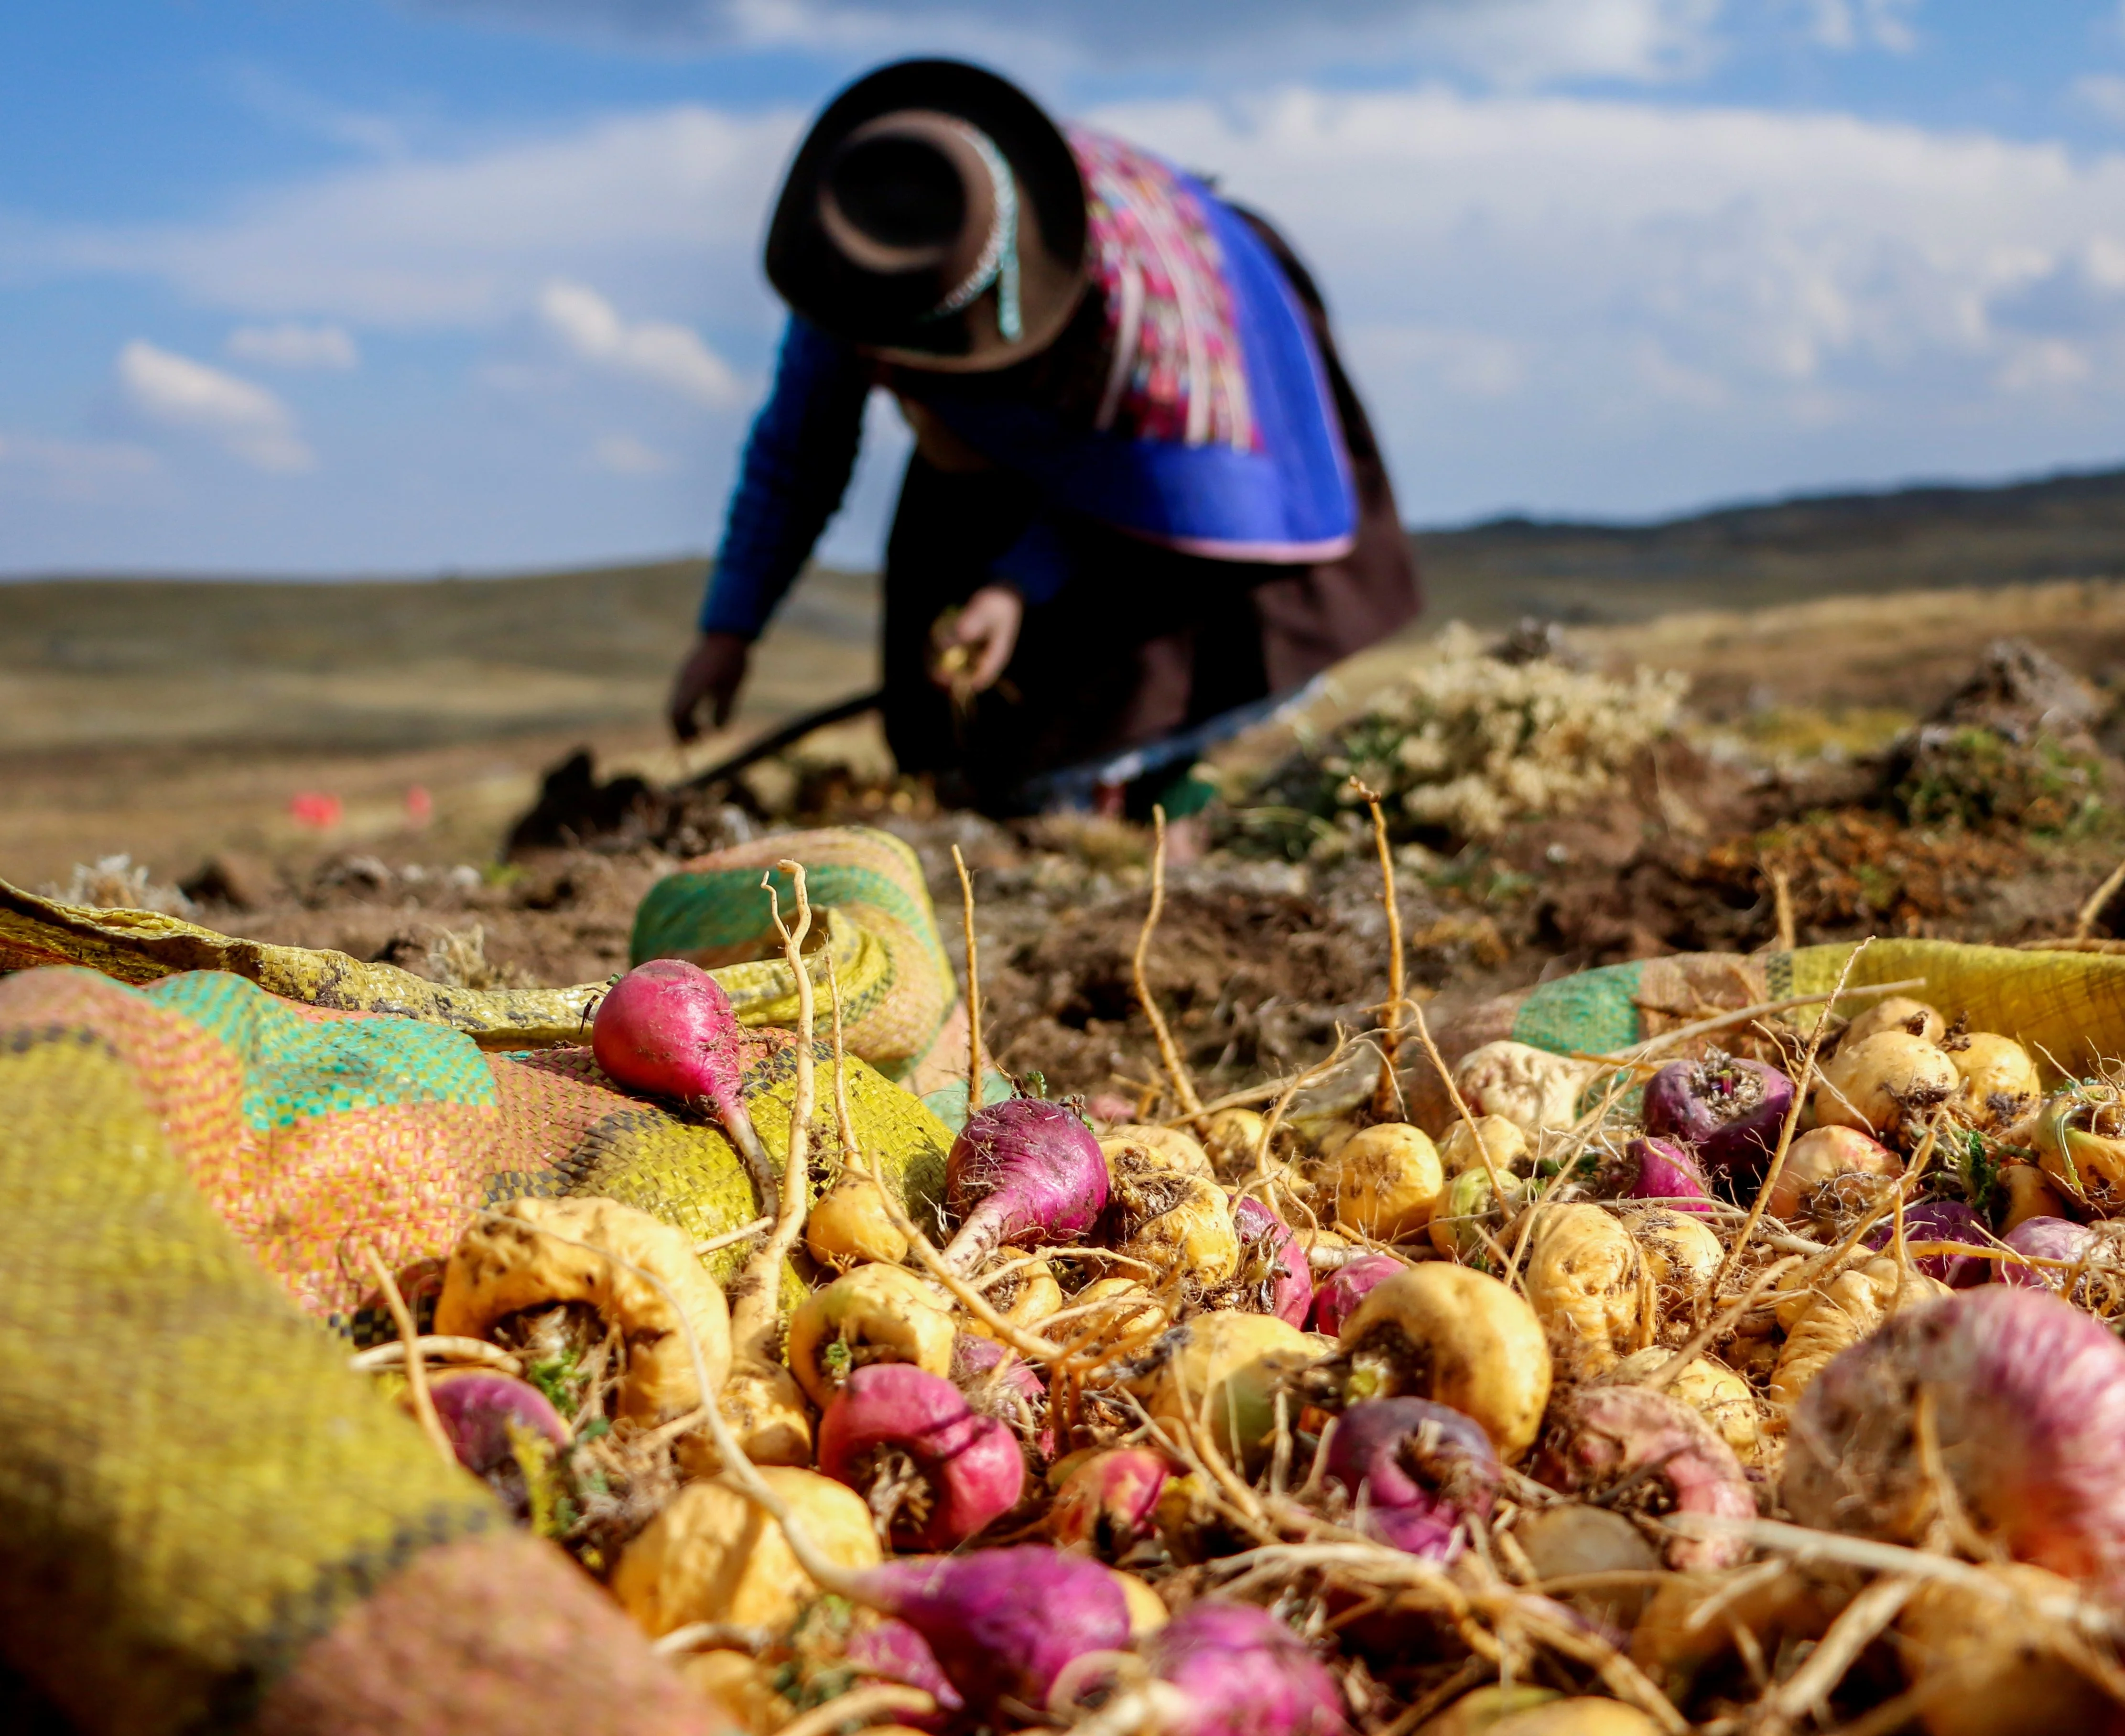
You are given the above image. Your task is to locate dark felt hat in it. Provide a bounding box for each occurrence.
[765,60,1089,373]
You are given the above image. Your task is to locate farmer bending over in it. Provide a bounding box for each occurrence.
[668,58,1420,818]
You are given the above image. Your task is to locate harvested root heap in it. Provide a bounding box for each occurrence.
[23,838,2125,1736]
[344,850,2125,1736]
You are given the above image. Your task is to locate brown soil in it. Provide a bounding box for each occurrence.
[19,579,2125,1107]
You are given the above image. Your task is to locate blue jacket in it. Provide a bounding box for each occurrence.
[700,184,1356,638]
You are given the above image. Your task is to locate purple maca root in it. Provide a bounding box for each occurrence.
[942,1099,1109,1275]
[1643,1052,1795,1176]
[857,1546,1133,1712]
[1865,1199,1993,1288]
[1319,1397,1499,1561]
[817,1363,1024,1551]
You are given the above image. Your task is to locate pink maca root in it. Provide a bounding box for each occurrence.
[1048,1448,1170,1554]
[1233,1196,1312,1325]
[1310,1255,1403,1337]
[591,959,761,1156]
[1786,1286,2125,1595]
[1144,1602,1345,1736]
[818,1363,1025,1551]
[1536,1384,1755,1572]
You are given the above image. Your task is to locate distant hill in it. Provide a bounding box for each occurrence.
[9,460,2125,751]
[1412,463,2125,627]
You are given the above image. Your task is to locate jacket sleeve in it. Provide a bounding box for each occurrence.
[698,317,873,638]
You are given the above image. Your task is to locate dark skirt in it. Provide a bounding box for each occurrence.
[880,218,1420,815]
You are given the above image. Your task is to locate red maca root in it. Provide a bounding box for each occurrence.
[817,1363,1024,1551]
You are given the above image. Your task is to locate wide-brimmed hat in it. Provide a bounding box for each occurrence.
[765,60,1088,373]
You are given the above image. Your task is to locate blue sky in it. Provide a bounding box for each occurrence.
[10,1,2125,575]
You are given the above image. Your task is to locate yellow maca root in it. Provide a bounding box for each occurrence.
[1429,1164,1520,1260]
[1339,1262,1552,1461]
[1320,1122,1445,1241]
[1124,1311,1314,1471]
[1070,1276,1170,1355]
[1948,1031,2040,1130]
[612,1466,880,1636]
[1999,1162,2067,1231]
[1512,1503,1660,1631]
[1763,1127,1899,1222]
[682,1361,813,1474]
[785,1263,955,1408]
[1632,1566,1854,1705]
[677,1650,795,1736]
[1893,1562,2117,1736]
[1437,1113,1530,1177]
[963,1254,1065,1341]
[806,1172,910,1270]
[1519,1203,1649,1379]
[1814,1032,1957,1139]
[1609,1347,1765,1465]
[1768,1255,1951,1412]
[1620,1207,1724,1308]
[1108,1158,1240,1287]
[1108,1569,1169,1636]
[1100,1123,1213,1175]
[1453,1040,1594,1137]
[434,1195,731,1423]
[1843,996,1945,1047]
[1201,1107,1267,1174]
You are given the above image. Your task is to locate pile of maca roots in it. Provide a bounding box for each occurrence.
[365,866,2125,1736]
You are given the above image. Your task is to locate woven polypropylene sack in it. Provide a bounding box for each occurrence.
[0,824,959,1085]
[630,827,962,1093]
[1404,938,2125,1128]
[0,966,951,1328]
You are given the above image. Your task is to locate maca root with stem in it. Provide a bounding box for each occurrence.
[684,863,824,1475]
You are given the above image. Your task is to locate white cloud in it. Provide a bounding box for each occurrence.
[227,321,360,370]
[22,106,801,330]
[538,279,743,406]
[591,431,676,474]
[412,0,1729,87]
[1800,0,1919,52]
[116,341,314,472]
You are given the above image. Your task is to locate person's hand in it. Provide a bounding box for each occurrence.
[667,631,752,742]
[931,584,1024,694]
